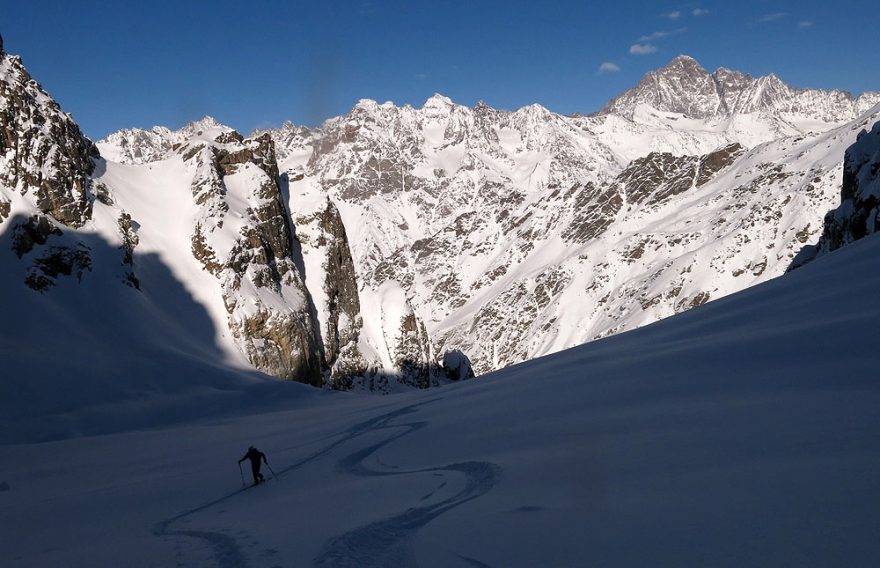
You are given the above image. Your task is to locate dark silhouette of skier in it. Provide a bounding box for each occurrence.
[239,446,268,485]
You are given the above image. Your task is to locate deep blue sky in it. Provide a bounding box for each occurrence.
[4,1,878,139]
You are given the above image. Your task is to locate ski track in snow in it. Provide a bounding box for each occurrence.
[153,399,501,568]
[313,404,501,568]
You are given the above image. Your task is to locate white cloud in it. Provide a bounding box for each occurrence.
[758,12,787,23]
[639,27,686,42]
[415,73,428,80]
[692,8,709,16]
[598,62,621,74]
[661,10,682,20]
[797,20,814,29]
[630,43,659,55]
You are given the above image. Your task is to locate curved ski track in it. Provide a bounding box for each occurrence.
[153,400,501,567]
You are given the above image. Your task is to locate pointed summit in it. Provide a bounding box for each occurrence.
[661,54,706,74]
[597,55,719,118]
[595,55,875,122]
[352,98,379,113]
[423,93,454,109]
[183,115,224,132]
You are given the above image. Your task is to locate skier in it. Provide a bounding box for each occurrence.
[238,446,268,486]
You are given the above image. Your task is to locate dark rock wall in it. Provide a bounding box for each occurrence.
[791,121,880,269]
[817,122,880,252]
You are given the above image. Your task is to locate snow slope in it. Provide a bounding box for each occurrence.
[0,156,327,442]
[3,232,879,567]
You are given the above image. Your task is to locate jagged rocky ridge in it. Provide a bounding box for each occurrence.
[598,55,880,123]
[5,36,880,388]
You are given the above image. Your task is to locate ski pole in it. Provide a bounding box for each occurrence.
[238,462,245,487]
[266,461,278,480]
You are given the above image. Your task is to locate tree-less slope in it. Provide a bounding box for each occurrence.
[3,228,879,566]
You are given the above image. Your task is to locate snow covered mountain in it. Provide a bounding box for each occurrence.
[4,31,880,392]
[598,54,880,124]
[250,59,879,377]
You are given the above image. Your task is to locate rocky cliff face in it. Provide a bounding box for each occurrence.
[793,120,880,266]
[825,122,880,246]
[180,128,325,385]
[289,186,365,388]
[0,33,98,228]
[0,34,107,296]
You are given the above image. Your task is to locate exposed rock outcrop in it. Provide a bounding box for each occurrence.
[318,201,361,366]
[817,122,880,251]
[117,211,139,288]
[392,311,434,389]
[792,120,880,268]
[180,130,325,385]
[290,197,363,387]
[11,214,61,257]
[442,350,474,381]
[8,214,91,292]
[0,196,10,223]
[25,243,92,292]
[0,41,98,228]
[619,143,745,207]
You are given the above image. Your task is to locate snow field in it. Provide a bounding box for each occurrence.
[2,233,880,566]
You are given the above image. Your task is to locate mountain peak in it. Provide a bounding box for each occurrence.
[353,98,379,112]
[595,55,717,118]
[423,93,454,109]
[664,54,702,68]
[595,56,869,123]
[184,115,223,131]
[656,54,710,79]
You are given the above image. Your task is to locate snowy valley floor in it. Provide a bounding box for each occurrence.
[2,235,880,567]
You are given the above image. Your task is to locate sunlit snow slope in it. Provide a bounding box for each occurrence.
[2,231,879,567]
